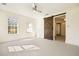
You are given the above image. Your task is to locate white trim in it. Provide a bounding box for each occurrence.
[53,17,55,40]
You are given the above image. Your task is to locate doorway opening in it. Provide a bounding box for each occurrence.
[53,13,66,42]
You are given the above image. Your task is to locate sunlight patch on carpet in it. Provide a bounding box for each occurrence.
[8,45,40,52]
[8,46,23,52]
[22,45,40,50]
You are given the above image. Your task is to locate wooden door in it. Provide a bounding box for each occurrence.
[44,17,53,40]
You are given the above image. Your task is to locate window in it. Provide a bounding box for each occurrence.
[8,17,17,34]
[27,23,33,33]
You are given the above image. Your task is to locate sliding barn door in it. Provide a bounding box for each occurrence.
[44,17,53,40]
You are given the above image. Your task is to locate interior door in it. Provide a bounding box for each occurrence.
[44,17,53,40]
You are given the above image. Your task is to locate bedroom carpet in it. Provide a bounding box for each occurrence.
[0,38,79,56]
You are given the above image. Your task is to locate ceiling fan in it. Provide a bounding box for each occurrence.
[32,3,49,16]
[32,3,42,13]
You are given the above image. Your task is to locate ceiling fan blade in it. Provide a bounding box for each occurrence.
[37,10,42,13]
[1,3,7,5]
[32,3,37,10]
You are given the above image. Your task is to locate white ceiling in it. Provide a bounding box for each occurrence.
[0,3,79,19]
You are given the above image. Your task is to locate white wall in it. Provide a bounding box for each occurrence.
[0,10,8,42]
[0,10,37,42]
[66,7,79,46]
[35,18,44,38]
